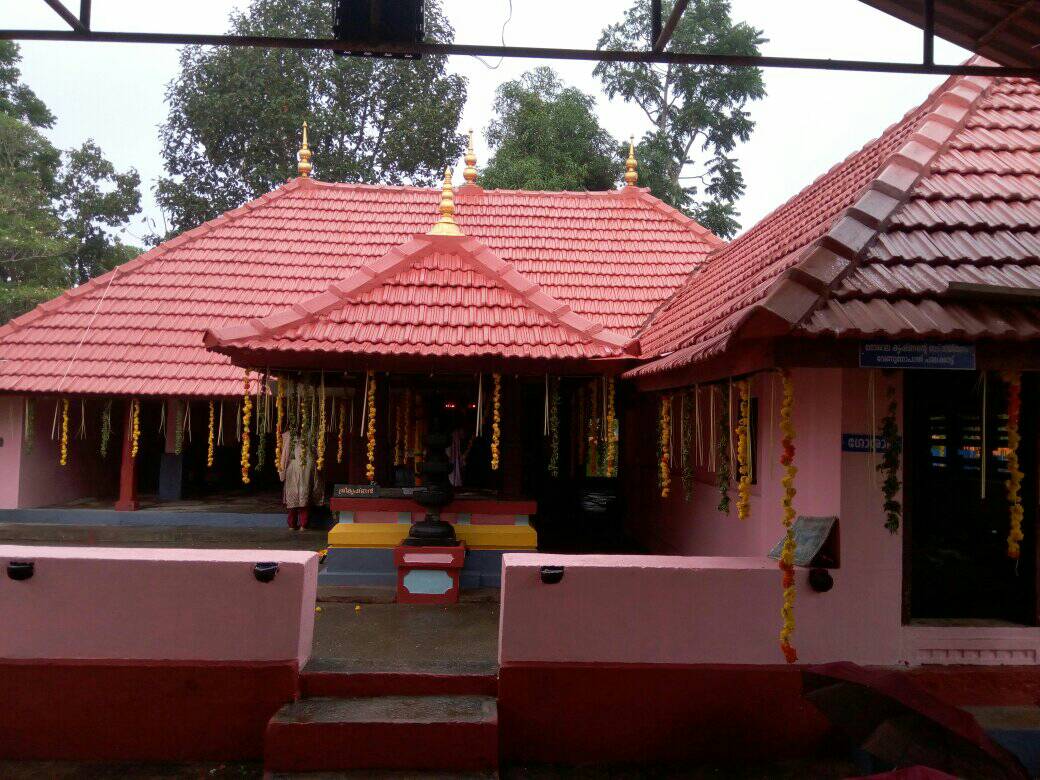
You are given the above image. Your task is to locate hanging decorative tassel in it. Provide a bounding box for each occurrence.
[217,399,225,446]
[184,400,192,443]
[99,399,113,458]
[736,379,752,520]
[366,371,377,482]
[207,400,215,468]
[78,399,87,440]
[778,369,799,664]
[22,397,35,455]
[174,399,184,455]
[59,398,70,466]
[491,373,502,471]
[1004,370,1024,559]
[475,374,484,437]
[241,370,252,484]
[130,398,141,459]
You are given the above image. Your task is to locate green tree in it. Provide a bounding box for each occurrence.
[55,141,141,285]
[482,68,620,192]
[156,0,467,235]
[595,0,765,238]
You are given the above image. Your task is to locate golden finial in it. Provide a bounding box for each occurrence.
[463,129,478,185]
[297,121,313,178]
[624,135,638,187]
[428,167,462,236]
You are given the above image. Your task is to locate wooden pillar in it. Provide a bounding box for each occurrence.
[115,399,139,511]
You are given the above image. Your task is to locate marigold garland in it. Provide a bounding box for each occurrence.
[174,399,184,455]
[659,394,671,497]
[59,397,70,466]
[716,387,731,514]
[605,377,618,477]
[366,371,377,482]
[736,380,752,520]
[337,399,346,464]
[130,398,141,458]
[778,369,798,664]
[1004,370,1024,559]
[548,377,561,477]
[491,373,502,471]
[316,377,327,471]
[241,371,252,484]
[207,400,215,468]
[274,377,285,467]
[100,399,113,459]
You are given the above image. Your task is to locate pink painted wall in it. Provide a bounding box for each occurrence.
[0,396,117,509]
[507,367,1040,667]
[0,546,318,665]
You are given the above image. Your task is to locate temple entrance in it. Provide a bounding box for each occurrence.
[905,370,1037,623]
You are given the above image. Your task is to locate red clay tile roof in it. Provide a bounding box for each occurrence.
[629,66,1040,378]
[204,233,635,364]
[0,181,717,396]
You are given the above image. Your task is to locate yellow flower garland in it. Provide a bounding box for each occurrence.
[659,394,671,497]
[778,370,798,664]
[605,377,618,477]
[130,398,141,458]
[316,380,327,471]
[59,398,70,466]
[337,399,345,464]
[241,370,252,484]
[736,380,752,520]
[207,400,215,468]
[275,376,285,468]
[491,373,502,471]
[366,371,377,482]
[1004,370,1024,559]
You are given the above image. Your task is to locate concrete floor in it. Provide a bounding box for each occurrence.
[309,602,500,674]
[0,522,327,550]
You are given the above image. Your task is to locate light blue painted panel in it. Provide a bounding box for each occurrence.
[402,569,453,595]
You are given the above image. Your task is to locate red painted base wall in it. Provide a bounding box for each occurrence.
[0,659,298,761]
[498,662,835,766]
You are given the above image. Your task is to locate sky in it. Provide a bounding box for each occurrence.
[2,0,969,242]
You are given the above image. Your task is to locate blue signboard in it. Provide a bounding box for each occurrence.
[842,433,889,453]
[859,342,975,370]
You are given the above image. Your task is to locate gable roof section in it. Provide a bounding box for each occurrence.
[0,180,717,396]
[204,233,634,362]
[629,67,1000,378]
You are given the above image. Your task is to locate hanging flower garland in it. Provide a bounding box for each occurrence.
[274,376,285,467]
[778,369,798,664]
[681,390,694,501]
[241,371,252,484]
[100,399,113,458]
[316,375,327,471]
[491,373,502,471]
[207,400,215,468]
[716,386,732,514]
[366,371,377,482]
[658,394,671,498]
[130,398,141,458]
[23,398,35,455]
[254,371,268,473]
[59,397,70,466]
[876,382,903,533]
[174,400,185,455]
[1004,370,1024,559]
[605,377,617,477]
[736,380,752,520]
[548,377,561,477]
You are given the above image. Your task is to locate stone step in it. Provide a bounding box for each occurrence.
[301,658,497,698]
[264,695,498,773]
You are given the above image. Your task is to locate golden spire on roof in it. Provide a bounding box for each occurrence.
[463,129,478,185]
[297,121,313,178]
[428,167,463,236]
[624,135,638,187]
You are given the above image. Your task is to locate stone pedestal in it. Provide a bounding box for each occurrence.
[394,544,465,604]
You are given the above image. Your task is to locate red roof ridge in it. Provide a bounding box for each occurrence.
[0,178,305,343]
[204,232,636,354]
[628,70,997,378]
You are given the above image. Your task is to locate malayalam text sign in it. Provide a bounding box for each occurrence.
[859,342,975,370]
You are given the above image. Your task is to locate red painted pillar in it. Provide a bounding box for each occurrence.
[115,399,139,511]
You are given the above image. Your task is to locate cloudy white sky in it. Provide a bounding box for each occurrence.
[2,0,968,241]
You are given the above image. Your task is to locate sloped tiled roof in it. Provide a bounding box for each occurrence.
[204,233,634,363]
[0,180,717,396]
[630,65,1040,379]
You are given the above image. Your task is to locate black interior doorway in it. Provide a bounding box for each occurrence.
[905,370,1037,624]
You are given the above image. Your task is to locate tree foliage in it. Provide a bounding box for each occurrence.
[595,0,765,237]
[156,0,467,235]
[482,68,620,192]
[0,42,141,323]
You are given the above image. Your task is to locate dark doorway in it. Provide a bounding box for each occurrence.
[906,370,1037,623]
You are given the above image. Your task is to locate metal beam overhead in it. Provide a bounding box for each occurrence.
[3,26,1040,77]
